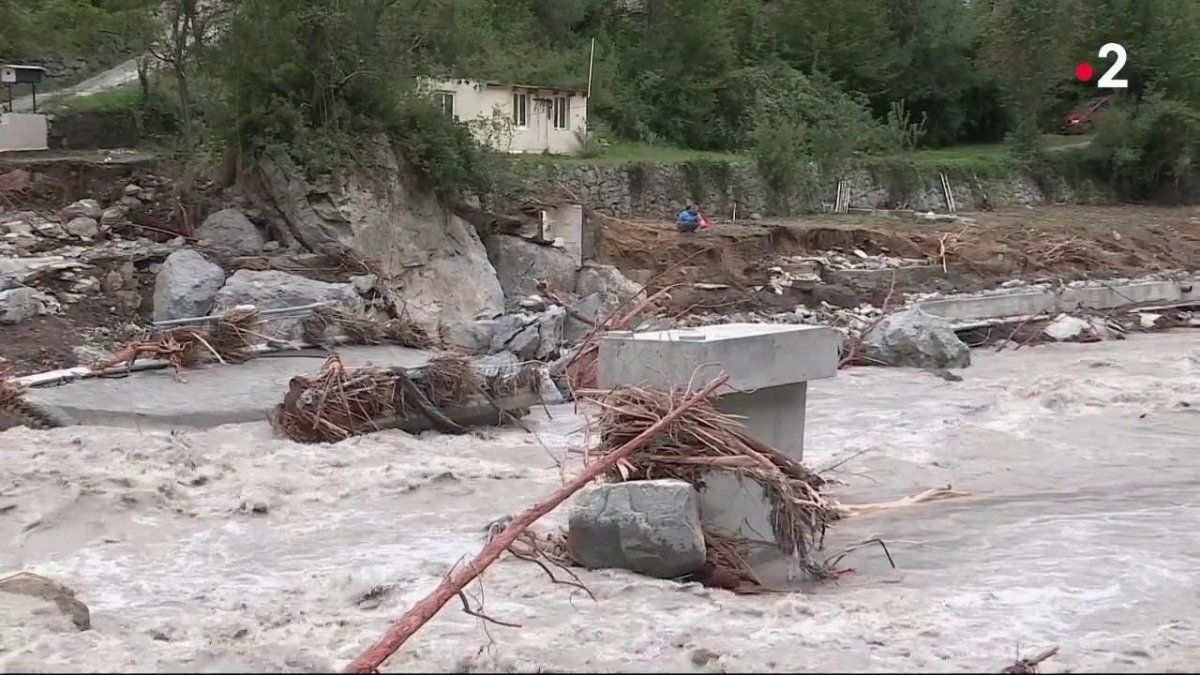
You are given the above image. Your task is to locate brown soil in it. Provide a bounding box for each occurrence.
[594,205,1200,314]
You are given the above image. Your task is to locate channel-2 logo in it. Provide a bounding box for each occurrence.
[1074,43,1128,89]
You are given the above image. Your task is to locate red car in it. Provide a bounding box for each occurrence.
[1061,96,1113,134]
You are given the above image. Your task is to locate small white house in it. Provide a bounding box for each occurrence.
[422,79,588,155]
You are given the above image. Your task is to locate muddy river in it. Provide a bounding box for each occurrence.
[2,332,1197,672]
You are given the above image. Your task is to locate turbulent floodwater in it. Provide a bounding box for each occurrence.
[2,332,1198,673]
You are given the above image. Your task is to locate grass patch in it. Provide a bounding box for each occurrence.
[44,82,143,116]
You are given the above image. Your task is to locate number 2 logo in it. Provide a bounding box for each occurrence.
[1097,43,1128,89]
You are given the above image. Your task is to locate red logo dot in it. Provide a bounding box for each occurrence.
[1075,62,1094,82]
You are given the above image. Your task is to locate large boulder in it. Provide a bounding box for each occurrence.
[195,208,267,255]
[440,319,498,355]
[490,307,565,361]
[215,269,362,311]
[575,263,641,310]
[484,234,578,302]
[568,480,707,579]
[0,572,90,631]
[256,138,504,324]
[863,308,971,369]
[152,250,227,321]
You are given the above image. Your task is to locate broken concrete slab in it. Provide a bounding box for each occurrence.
[24,345,560,433]
[569,479,706,579]
[27,345,430,429]
[920,278,1200,324]
[599,323,839,462]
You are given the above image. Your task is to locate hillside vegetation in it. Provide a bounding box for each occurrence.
[4,0,1199,204]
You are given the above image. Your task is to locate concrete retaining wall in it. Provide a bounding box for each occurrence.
[0,113,49,152]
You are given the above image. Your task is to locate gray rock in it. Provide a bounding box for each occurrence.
[61,199,102,221]
[152,250,226,321]
[534,305,566,360]
[576,263,641,311]
[441,319,497,355]
[0,286,56,323]
[119,195,142,210]
[196,208,266,255]
[568,479,706,579]
[565,293,605,344]
[863,308,971,369]
[99,205,129,231]
[214,269,362,339]
[32,220,65,239]
[506,322,542,361]
[0,572,90,630]
[485,234,578,302]
[64,216,100,240]
[123,183,142,196]
[490,313,534,354]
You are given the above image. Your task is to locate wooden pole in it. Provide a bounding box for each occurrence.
[343,374,730,674]
[585,37,595,141]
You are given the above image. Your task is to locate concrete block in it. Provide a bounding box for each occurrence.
[598,323,839,393]
[568,479,706,579]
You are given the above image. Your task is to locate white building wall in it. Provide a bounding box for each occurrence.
[0,113,48,152]
[424,79,587,155]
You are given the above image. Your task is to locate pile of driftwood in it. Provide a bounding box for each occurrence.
[580,384,835,583]
[271,354,540,443]
[95,308,264,380]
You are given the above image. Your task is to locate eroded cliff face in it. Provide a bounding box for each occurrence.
[255,136,504,324]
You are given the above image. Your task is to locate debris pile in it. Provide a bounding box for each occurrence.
[271,354,547,442]
[573,384,833,584]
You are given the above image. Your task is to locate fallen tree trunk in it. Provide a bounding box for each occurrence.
[342,374,730,674]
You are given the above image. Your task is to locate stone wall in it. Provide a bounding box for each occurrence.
[500,159,1077,219]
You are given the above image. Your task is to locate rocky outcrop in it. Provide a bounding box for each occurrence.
[484,234,578,301]
[863,308,971,369]
[568,480,707,579]
[255,137,503,324]
[195,208,266,255]
[152,250,227,321]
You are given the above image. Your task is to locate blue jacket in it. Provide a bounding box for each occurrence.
[677,210,699,225]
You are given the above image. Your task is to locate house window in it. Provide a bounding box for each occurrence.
[512,92,528,127]
[553,96,569,130]
[436,92,454,119]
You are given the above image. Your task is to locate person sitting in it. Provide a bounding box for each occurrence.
[677,205,702,233]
